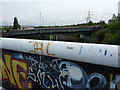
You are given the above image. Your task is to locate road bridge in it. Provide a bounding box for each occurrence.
[2,26,102,37]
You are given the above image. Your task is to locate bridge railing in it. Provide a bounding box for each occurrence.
[5,26,95,36]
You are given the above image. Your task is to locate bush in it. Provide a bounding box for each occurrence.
[89,16,119,45]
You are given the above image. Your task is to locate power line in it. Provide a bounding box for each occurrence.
[40,12,41,26]
[86,10,93,23]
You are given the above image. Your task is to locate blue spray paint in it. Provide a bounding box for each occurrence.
[104,49,108,56]
[79,45,83,54]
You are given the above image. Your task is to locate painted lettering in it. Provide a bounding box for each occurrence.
[29,42,55,56]
[46,42,55,56]
[29,42,43,54]
[2,54,32,88]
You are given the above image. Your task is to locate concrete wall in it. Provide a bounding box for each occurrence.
[1,38,120,68]
[1,49,120,89]
[0,38,120,89]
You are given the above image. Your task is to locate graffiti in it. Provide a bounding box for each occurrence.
[1,54,32,88]
[110,74,120,88]
[29,41,43,54]
[59,61,87,89]
[27,56,63,89]
[104,49,108,56]
[86,73,106,89]
[67,46,74,50]
[79,45,83,54]
[29,41,55,56]
[28,57,88,89]
[0,57,2,80]
[1,50,120,89]
[78,45,115,60]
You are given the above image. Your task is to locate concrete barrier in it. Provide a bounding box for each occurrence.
[1,37,119,68]
[0,38,120,89]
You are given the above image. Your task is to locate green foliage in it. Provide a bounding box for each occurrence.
[87,21,94,26]
[90,28,108,43]
[89,14,120,45]
[2,26,13,31]
[34,20,107,28]
[102,32,120,45]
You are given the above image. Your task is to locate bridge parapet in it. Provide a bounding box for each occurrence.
[1,38,119,68]
[0,38,120,89]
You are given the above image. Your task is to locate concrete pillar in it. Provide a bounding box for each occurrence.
[56,35,59,41]
[50,35,53,40]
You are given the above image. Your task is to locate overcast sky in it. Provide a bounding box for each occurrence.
[0,0,119,26]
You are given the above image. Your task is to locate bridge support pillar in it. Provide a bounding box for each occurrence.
[50,35,59,41]
[50,35,53,40]
[55,35,59,41]
[80,34,91,40]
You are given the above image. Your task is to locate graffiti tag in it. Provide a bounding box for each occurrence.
[1,54,32,88]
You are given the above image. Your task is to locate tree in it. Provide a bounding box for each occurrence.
[13,17,21,29]
[108,14,117,24]
[112,14,117,20]
[87,21,94,26]
[89,14,120,45]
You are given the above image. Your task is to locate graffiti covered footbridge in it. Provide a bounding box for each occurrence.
[0,38,120,89]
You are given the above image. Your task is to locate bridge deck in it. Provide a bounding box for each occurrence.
[4,26,102,36]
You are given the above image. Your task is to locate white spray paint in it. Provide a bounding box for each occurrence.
[0,37,119,68]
